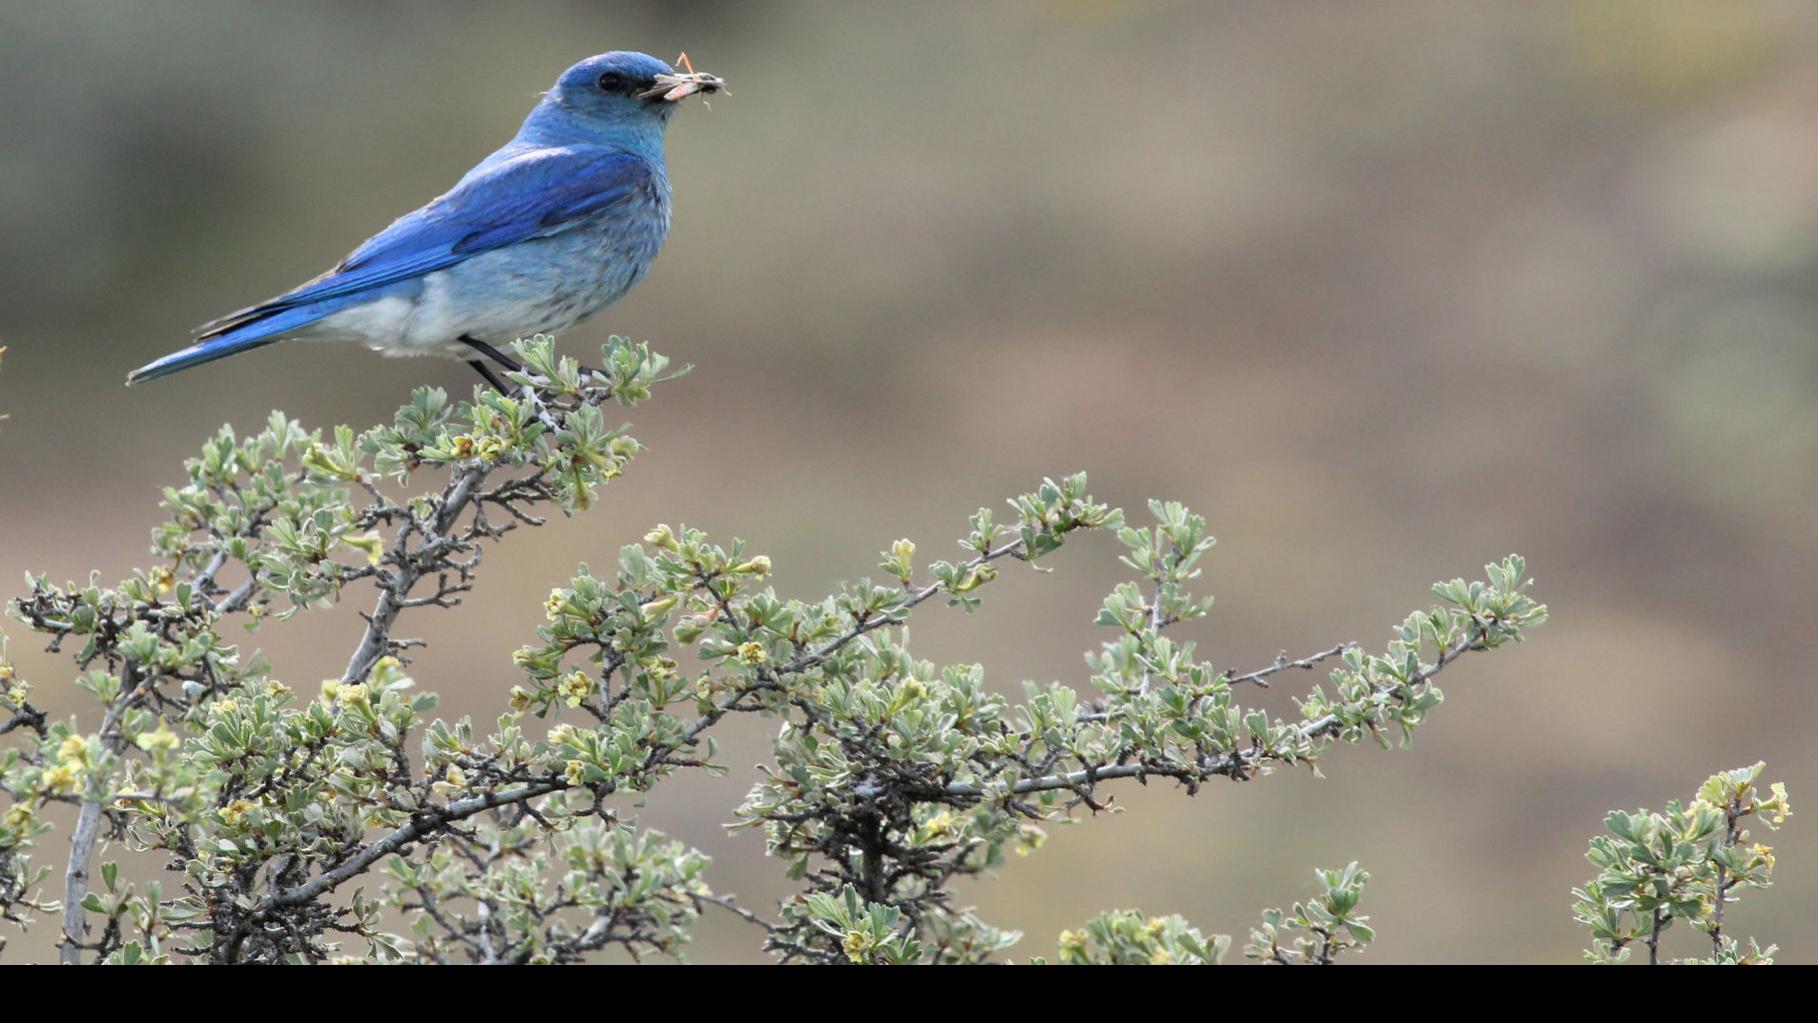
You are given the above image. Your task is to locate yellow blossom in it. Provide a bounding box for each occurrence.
[564,759,587,786]
[335,683,369,708]
[221,799,256,827]
[842,930,870,963]
[1015,823,1046,856]
[450,435,477,459]
[924,810,955,837]
[508,686,532,713]
[1148,947,1173,965]
[1142,916,1167,941]
[3,804,33,829]
[211,697,239,717]
[1766,783,1791,825]
[41,763,80,795]
[1058,929,1088,959]
[558,671,594,708]
[135,726,180,753]
[444,764,467,788]
[56,735,89,766]
[149,566,175,594]
[736,642,767,665]
[643,524,677,549]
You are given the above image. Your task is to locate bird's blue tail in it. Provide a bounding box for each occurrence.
[125,304,328,384]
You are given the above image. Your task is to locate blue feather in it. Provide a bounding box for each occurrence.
[124,304,341,383]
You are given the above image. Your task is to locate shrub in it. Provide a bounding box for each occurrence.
[0,333,1659,965]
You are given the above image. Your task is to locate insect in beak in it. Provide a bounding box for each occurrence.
[642,52,727,104]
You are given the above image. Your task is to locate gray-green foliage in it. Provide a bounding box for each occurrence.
[1044,862,1371,965]
[1573,763,1790,965]
[1,336,1549,963]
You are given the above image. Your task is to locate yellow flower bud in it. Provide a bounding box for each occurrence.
[842,930,870,963]
[544,589,569,621]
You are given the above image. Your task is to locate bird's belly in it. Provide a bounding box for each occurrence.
[303,212,665,359]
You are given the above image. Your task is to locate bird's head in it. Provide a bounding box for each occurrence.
[525,52,724,151]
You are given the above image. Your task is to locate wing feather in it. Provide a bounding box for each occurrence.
[194,147,655,339]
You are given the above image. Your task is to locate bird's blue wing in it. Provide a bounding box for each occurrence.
[193,146,656,339]
[129,146,657,383]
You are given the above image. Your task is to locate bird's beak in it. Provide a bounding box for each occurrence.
[643,69,726,103]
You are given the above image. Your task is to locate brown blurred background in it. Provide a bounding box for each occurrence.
[3,1,1815,964]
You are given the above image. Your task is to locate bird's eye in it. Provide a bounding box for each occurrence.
[597,72,625,93]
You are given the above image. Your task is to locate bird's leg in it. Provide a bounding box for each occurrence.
[458,335,522,372]
[459,333,608,385]
[468,360,512,393]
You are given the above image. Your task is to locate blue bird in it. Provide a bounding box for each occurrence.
[127,52,724,389]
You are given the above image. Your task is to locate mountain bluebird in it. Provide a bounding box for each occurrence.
[127,52,723,389]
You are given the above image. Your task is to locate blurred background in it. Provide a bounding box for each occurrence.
[3,0,1816,964]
